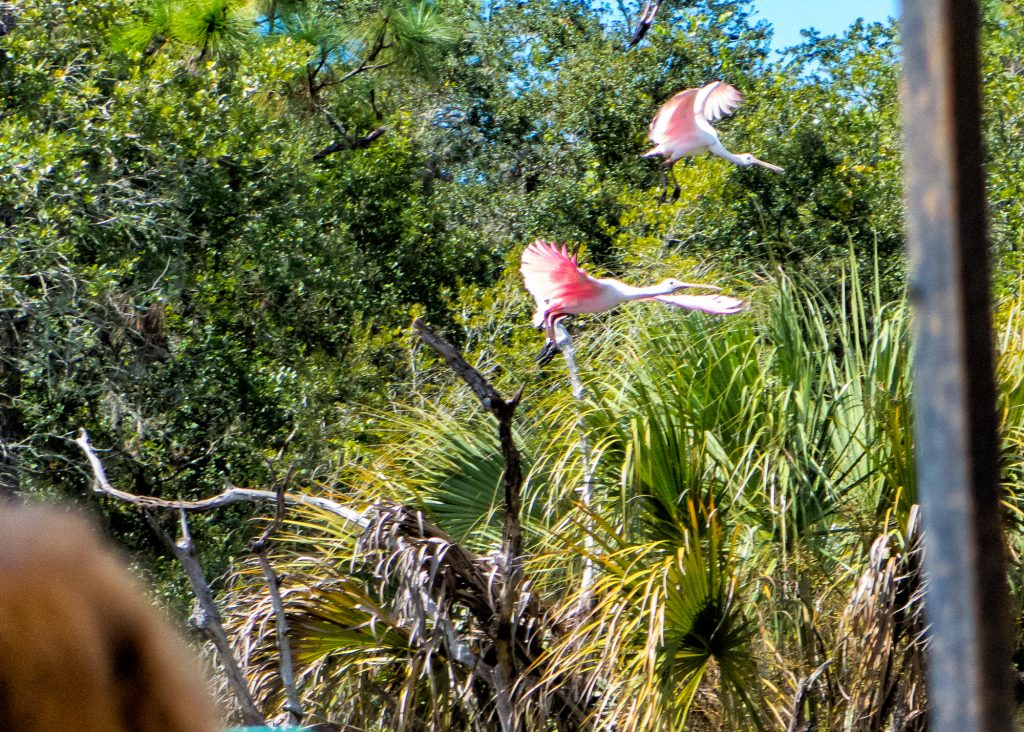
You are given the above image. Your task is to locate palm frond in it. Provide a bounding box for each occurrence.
[348,406,553,553]
[535,502,764,731]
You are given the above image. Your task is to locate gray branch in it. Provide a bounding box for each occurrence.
[250,480,304,725]
[73,429,351,725]
[144,509,266,726]
[74,429,367,527]
[554,323,597,614]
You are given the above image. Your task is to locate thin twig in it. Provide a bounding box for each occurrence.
[338,61,391,83]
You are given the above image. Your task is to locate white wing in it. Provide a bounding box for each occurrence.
[654,293,748,315]
[695,81,743,123]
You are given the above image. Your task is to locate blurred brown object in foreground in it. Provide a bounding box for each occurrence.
[0,504,220,732]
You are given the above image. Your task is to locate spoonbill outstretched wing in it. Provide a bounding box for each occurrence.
[521,240,748,364]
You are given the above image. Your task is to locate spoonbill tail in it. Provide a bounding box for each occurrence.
[644,81,784,203]
[521,240,748,364]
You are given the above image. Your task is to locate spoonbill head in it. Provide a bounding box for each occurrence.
[732,153,785,173]
[656,277,722,294]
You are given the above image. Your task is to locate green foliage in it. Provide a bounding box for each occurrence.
[0,0,481,587]
[114,0,255,59]
[8,0,1024,727]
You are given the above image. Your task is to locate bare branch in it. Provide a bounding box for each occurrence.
[75,424,587,728]
[412,319,515,418]
[364,21,389,65]
[312,127,386,161]
[412,319,525,732]
[627,0,662,48]
[251,478,304,725]
[74,429,367,527]
[144,509,265,725]
[254,552,303,723]
[554,323,596,614]
[251,470,291,552]
[321,109,347,137]
[338,61,391,84]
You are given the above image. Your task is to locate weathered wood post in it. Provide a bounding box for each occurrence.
[901,0,1015,728]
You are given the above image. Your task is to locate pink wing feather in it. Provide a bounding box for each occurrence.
[648,88,699,148]
[647,82,743,155]
[520,240,603,325]
[654,293,748,315]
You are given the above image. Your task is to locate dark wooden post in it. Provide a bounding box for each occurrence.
[901,1,1015,729]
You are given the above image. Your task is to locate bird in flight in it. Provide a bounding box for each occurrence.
[627,0,662,48]
[521,240,748,364]
[644,81,784,203]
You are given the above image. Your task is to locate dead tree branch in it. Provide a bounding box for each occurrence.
[144,509,266,725]
[250,478,304,725]
[627,0,662,48]
[75,429,264,722]
[411,318,523,567]
[412,318,525,732]
[74,429,367,526]
[312,127,386,161]
[74,429,333,724]
[75,392,588,731]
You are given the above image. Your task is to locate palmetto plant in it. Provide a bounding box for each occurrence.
[835,506,926,731]
[217,258,947,729]
[533,500,765,731]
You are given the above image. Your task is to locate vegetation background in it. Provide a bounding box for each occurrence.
[2,0,1024,728]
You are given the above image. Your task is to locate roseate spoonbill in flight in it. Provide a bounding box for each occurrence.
[644,81,784,203]
[627,0,662,48]
[521,240,748,364]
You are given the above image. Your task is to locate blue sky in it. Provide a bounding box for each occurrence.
[752,0,898,49]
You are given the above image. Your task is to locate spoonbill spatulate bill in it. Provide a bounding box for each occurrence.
[644,81,784,203]
[521,240,748,365]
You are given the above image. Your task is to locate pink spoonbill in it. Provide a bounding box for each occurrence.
[644,81,784,203]
[521,240,748,364]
